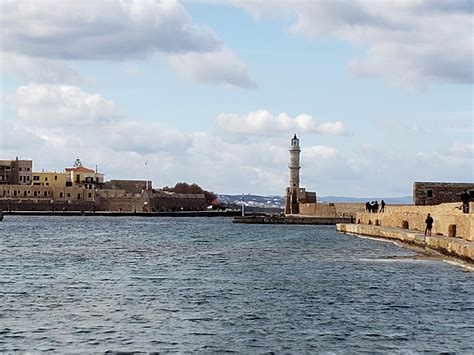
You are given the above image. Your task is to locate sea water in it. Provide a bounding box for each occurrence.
[0,216,473,352]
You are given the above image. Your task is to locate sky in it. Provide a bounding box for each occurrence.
[1,0,473,197]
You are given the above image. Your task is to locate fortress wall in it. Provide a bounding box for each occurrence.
[96,196,146,212]
[299,203,336,217]
[0,199,95,211]
[356,202,474,241]
[103,180,151,194]
[150,193,207,212]
[334,203,366,216]
[299,202,365,217]
[413,182,474,205]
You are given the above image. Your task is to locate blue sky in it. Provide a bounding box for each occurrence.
[1,0,473,197]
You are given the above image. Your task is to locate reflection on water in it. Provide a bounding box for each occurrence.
[0,216,473,352]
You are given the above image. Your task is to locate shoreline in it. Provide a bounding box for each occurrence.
[336,223,474,267]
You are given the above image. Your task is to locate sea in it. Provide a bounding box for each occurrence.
[1,216,473,353]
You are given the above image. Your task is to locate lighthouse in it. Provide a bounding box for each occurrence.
[285,134,301,214]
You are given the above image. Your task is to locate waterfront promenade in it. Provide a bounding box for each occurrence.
[336,223,474,264]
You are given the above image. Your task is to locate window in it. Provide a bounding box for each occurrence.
[45,177,48,181]
[13,191,17,196]
[33,176,39,181]
[77,193,81,200]
[27,176,30,181]
[46,183,49,186]
[76,174,81,182]
[427,189,433,198]
[34,191,37,197]
[67,193,70,198]
[55,176,57,180]
[27,168,30,171]
[88,193,92,198]
[60,192,63,198]
[44,191,47,197]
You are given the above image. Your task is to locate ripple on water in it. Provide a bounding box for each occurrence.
[0,216,472,353]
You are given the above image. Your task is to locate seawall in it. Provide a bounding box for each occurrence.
[234,215,352,224]
[336,223,474,264]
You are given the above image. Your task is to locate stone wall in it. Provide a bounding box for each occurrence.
[413,181,474,205]
[356,202,474,242]
[96,196,146,212]
[299,203,336,217]
[150,192,207,212]
[299,202,365,217]
[103,180,151,194]
[0,199,95,212]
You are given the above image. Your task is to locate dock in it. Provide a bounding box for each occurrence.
[233,215,353,225]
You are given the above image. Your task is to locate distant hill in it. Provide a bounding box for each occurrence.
[217,194,412,208]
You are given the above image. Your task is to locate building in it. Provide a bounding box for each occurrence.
[413,182,474,205]
[284,134,316,214]
[0,158,32,185]
[32,172,68,187]
[65,166,104,189]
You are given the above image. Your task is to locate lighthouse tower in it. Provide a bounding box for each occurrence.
[284,134,301,214]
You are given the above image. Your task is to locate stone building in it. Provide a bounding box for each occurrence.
[284,134,316,214]
[0,158,32,185]
[413,182,474,205]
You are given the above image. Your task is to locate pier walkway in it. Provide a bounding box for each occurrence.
[337,223,474,264]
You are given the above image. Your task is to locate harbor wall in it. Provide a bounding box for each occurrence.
[356,202,474,242]
[336,223,474,263]
[299,202,365,217]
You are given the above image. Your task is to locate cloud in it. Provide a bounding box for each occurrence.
[216,110,347,135]
[2,83,288,193]
[1,53,85,85]
[6,83,123,126]
[232,0,473,87]
[169,47,257,88]
[216,110,346,135]
[1,0,255,88]
[1,0,219,59]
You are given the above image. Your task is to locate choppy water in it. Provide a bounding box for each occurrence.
[0,216,473,353]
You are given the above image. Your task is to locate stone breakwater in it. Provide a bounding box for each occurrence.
[336,223,474,264]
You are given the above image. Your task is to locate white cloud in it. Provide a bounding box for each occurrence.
[169,47,257,88]
[216,109,347,135]
[1,0,219,59]
[232,0,473,87]
[1,52,84,85]
[6,84,123,126]
[0,0,255,89]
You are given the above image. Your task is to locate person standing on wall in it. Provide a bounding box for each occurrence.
[380,200,385,213]
[461,190,470,213]
[424,213,434,236]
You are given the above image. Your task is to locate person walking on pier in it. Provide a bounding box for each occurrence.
[424,213,434,236]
